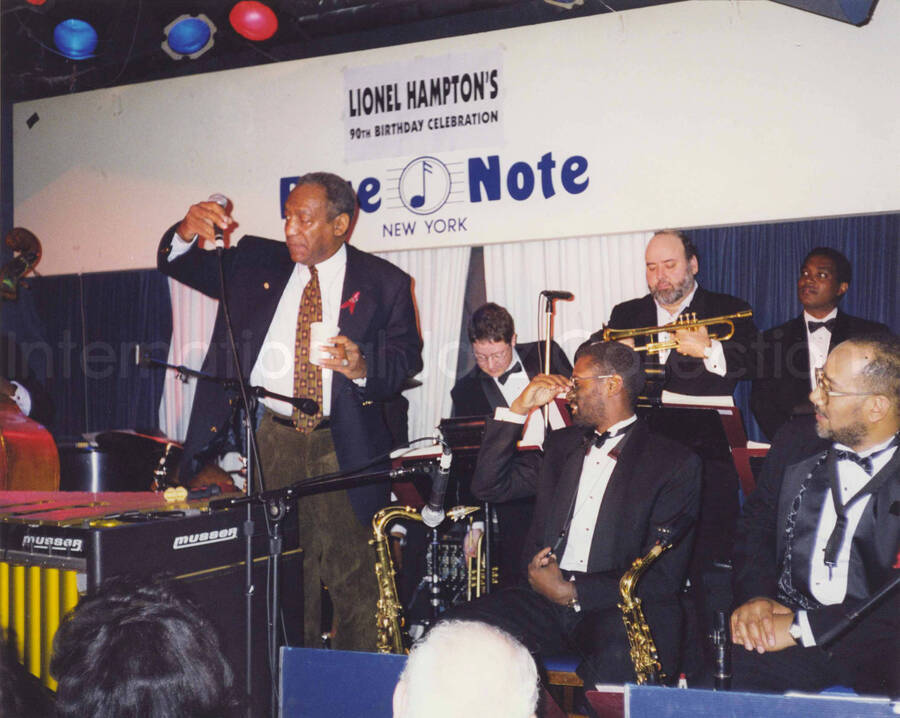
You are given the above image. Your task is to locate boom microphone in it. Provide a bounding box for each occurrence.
[208,193,229,249]
[540,290,574,301]
[420,444,452,528]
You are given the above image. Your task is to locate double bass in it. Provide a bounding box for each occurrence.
[0,228,59,491]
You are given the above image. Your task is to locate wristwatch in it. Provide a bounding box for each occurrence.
[567,579,582,613]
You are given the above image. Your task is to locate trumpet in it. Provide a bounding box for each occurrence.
[602,310,752,355]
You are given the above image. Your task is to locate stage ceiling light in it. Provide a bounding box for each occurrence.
[229,1,278,41]
[53,19,98,60]
[162,14,217,60]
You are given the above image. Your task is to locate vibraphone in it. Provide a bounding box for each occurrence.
[0,490,300,692]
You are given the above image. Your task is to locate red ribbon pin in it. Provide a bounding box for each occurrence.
[341,291,360,315]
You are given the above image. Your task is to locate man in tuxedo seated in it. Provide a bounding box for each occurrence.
[731,334,899,695]
[751,247,891,441]
[451,302,572,588]
[441,340,701,685]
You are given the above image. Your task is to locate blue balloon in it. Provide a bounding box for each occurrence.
[53,19,98,60]
[167,17,212,56]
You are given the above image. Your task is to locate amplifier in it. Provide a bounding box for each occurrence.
[0,490,301,703]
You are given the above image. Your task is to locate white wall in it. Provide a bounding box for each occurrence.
[13,0,900,276]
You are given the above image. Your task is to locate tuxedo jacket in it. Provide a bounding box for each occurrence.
[158,228,423,524]
[596,287,758,396]
[733,436,900,646]
[471,418,701,614]
[750,311,891,440]
[450,340,572,417]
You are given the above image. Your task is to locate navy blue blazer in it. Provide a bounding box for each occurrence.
[158,228,423,524]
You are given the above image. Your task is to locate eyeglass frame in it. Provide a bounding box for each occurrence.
[570,374,615,390]
[813,367,877,401]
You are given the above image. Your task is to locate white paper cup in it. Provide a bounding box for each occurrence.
[309,322,340,366]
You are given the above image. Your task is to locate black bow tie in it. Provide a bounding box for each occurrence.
[497,361,523,385]
[823,435,898,569]
[808,318,836,333]
[586,423,635,451]
[833,448,873,475]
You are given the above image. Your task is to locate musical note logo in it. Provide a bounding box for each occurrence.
[398,156,452,215]
[409,161,432,209]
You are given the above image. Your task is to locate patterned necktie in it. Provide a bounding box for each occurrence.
[293,265,324,432]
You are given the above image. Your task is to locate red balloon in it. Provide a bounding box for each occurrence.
[229,2,278,41]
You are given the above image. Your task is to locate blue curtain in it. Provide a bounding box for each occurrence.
[81,270,172,434]
[14,270,171,442]
[690,213,899,441]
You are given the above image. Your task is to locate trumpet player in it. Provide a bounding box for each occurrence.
[437,340,701,686]
[592,230,758,398]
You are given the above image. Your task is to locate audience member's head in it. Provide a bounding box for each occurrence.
[51,576,238,718]
[393,620,538,718]
[0,636,53,718]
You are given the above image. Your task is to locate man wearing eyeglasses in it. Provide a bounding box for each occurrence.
[731,334,899,695]
[451,302,572,424]
[450,302,572,588]
[751,247,890,441]
[440,340,701,685]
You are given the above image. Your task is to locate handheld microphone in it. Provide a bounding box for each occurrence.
[420,444,452,528]
[290,397,319,416]
[540,290,574,301]
[208,193,229,249]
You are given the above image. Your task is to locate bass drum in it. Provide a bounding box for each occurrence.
[58,431,182,492]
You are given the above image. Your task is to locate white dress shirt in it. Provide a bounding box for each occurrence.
[169,234,350,417]
[558,416,637,571]
[494,350,567,447]
[794,436,897,645]
[655,283,726,377]
[803,307,837,391]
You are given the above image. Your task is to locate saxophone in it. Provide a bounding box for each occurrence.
[618,515,693,684]
[371,504,480,654]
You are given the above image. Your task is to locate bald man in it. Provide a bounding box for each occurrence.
[593,229,758,397]
[731,335,899,695]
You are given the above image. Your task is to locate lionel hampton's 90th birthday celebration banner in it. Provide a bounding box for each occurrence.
[12,0,900,275]
[342,48,504,162]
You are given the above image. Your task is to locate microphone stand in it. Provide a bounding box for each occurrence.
[141,356,316,415]
[540,294,563,428]
[142,354,317,716]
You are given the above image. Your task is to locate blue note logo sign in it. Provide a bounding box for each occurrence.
[398,156,452,215]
